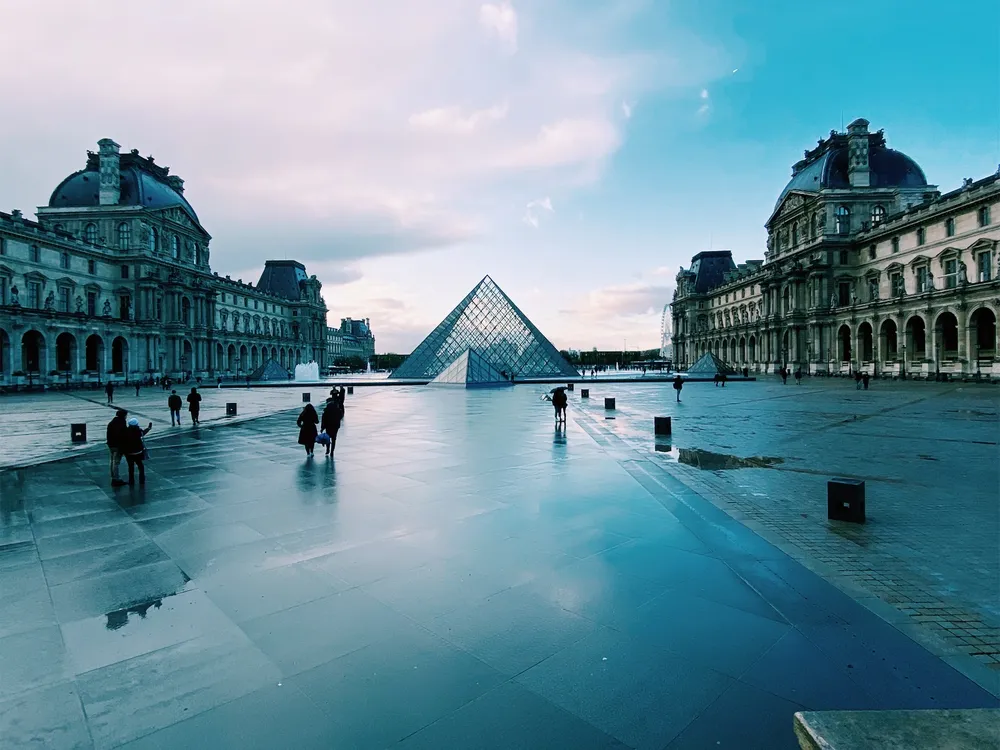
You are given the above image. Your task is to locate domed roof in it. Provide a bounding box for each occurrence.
[774,139,927,210]
[48,158,199,223]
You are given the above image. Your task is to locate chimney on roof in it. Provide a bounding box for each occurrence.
[97,138,121,205]
[846,119,871,188]
[10,209,22,221]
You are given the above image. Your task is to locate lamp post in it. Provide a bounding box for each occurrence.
[901,343,906,380]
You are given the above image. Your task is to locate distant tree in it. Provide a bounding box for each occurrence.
[370,353,408,371]
[334,355,367,371]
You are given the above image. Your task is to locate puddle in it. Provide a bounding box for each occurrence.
[106,599,164,630]
[653,444,784,470]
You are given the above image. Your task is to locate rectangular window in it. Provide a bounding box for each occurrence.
[28,282,41,309]
[944,259,957,289]
[30,246,39,263]
[917,266,929,293]
[891,237,900,254]
[0,277,6,305]
[978,251,993,282]
[839,250,849,265]
[979,206,991,227]
[0,238,5,255]
[88,259,96,274]
[60,252,70,269]
[119,295,131,320]
[87,291,97,317]
[838,282,851,307]
[916,227,926,245]
[891,273,904,297]
[945,217,955,237]
[121,264,129,279]
[59,287,70,312]
[868,245,876,260]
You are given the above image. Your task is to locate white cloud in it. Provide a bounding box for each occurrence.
[408,103,509,134]
[523,196,554,227]
[479,1,518,53]
[697,88,710,116]
[621,100,633,119]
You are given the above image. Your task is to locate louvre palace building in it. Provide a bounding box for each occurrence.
[0,139,370,385]
[671,118,999,378]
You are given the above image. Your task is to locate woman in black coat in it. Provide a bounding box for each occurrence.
[297,403,319,456]
[122,417,153,485]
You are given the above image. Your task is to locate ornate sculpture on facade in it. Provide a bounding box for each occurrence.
[830,293,837,308]
[957,260,968,286]
[868,279,879,301]
[102,298,112,316]
[44,291,55,311]
[126,300,133,320]
[10,286,19,306]
[850,289,857,306]
[75,295,83,313]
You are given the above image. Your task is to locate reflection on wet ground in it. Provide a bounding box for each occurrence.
[0,384,996,749]
[653,443,785,470]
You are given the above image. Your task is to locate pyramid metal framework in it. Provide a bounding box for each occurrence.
[686,351,736,375]
[390,276,579,380]
[430,349,513,388]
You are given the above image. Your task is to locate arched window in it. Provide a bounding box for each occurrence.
[810,213,818,238]
[871,205,886,227]
[84,223,98,244]
[835,206,850,235]
[150,227,158,253]
[194,244,201,265]
[172,236,180,259]
[791,222,799,246]
[117,222,130,248]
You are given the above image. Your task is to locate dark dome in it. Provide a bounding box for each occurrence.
[775,144,927,209]
[48,166,199,222]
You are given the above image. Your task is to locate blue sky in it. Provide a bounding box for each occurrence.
[0,0,997,352]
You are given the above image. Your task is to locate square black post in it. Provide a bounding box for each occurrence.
[654,417,672,436]
[70,424,87,443]
[567,383,574,391]
[605,397,615,410]
[302,393,311,402]
[347,385,354,395]
[828,478,866,523]
[226,402,238,416]
[581,389,589,398]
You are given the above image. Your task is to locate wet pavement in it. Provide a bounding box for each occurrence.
[0,384,997,749]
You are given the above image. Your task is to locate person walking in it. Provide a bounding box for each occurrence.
[794,368,802,385]
[551,387,568,424]
[854,371,863,390]
[168,390,183,426]
[862,372,871,390]
[780,367,788,385]
[321,396,344,457]
[672,374,683,402]
[122,417,152,486]
[187,387,202,425]
[106,409,128,486]
[134,381,141,397]
[720,372,727,388]
[297,403,319,457]
[217,376,223,389]
[105,381,114,404]
[713,373,720,387]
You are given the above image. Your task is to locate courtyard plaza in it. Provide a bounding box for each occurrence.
[0,382,996,749]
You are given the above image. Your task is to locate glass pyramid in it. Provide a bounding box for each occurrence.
[390,275,579,380]
[430,349,513,388]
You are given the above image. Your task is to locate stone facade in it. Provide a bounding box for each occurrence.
[0,139,331,385]
[672,119,1000,378]
[326,317,375,366]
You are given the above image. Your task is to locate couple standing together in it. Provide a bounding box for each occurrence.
[297,387,346,457]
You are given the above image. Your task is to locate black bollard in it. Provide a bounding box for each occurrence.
[605,397,615,410]
[347,386,354,395]
[567,383,574,391]
[70,423,87,443]
[654,417,671,436]
[226,402,238,416]
[581,389,589,398]
[302,393,311,403]
[828,478,866,523]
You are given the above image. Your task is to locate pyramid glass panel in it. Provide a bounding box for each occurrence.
[391,276,579,380]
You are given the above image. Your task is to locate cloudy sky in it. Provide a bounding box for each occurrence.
[0,0,997,352]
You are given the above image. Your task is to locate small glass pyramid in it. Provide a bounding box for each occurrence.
[430,349,513,388]
[390,276,578,380]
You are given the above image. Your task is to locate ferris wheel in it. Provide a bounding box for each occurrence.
[660,303,673,359]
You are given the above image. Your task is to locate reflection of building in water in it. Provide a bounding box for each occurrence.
[672,119,999,377]
[0,139,374,386]
[106,599,163,630]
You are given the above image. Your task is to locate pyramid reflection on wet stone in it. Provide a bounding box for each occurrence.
[390,275,579,380]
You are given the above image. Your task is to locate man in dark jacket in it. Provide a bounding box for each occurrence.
[106,409,128,486]
[105,381,114,404]
[321,397,344,456]
[168,390,183,426]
